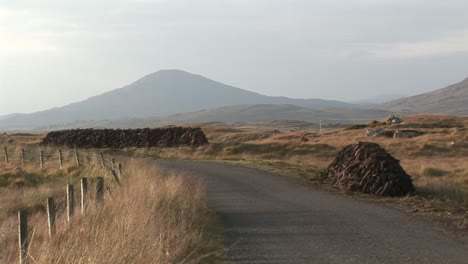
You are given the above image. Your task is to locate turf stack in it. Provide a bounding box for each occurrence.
[42,127,209,148]
[322,142,415,196]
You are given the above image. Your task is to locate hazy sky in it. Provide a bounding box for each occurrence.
[2,0,468,115]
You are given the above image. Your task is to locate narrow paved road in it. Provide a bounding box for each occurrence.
[156,160,468,264]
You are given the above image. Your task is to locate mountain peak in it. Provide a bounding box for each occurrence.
[152,69,193,76]
[133,69,199,85]
[0,70,354,130]
[147,69,195,78]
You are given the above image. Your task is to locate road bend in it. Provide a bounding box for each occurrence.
[156,160,468,264]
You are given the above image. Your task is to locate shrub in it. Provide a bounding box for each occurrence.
[421,167,448,177]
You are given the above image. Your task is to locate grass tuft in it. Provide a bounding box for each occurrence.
[421,167,449,177]
[417,183,467,206]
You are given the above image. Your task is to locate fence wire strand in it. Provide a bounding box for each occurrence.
[1,147,116,171]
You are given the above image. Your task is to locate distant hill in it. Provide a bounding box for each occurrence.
[0,70,356,130]
[0,113,21,121]
[42,104,392,130]
[352,93,408,106]
[378,78,468,115]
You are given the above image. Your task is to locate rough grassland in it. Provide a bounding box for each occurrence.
[1,114,467,235]
[123,115,468,231]
[0,154,222,263]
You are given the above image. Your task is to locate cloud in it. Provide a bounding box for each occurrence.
[0,8,81,56]
[369,30,468,59]
[0,39,60,56]
[0,8,54,56]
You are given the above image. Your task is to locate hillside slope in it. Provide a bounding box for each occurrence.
[0,70,354,130]
[378,78,468,115]
[42,104,391,129]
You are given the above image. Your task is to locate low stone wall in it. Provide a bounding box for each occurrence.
[42,127,209,148]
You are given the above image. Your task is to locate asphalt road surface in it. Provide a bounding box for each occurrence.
[156,160,468,264]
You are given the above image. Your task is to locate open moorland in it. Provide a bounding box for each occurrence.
[1,114,467,263]
[121,115,468,231]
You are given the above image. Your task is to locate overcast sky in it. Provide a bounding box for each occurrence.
[1,0,468,115]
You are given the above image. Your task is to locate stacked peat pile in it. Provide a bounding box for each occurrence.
[42,127,209,148]
[322,142,415,196]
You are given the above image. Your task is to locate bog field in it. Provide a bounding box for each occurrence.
[132,115,468,231]
[0,114,467,263]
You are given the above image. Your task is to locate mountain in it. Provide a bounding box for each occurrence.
[0,113,21,121]
[351,93,408,106]
[378,78,468,115]
[41,104,392,130]
[0,70,355,130]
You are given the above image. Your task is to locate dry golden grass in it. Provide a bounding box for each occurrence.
[0,167,79,263]
[3,116,467,207]
[0,132,44,148]
[1,114,466,244]
[33,159,221,264]
[139,115,468,209]
[0,157,221,263]
[149,115,466,231]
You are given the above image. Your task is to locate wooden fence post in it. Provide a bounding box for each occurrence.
[4,146,8,164]
[47,198,56,237]
[18,210,28,264]
[111,170,121,186]
[74,148,80,167]
[81,178,88,215]
[39,151,44,169]
[96,177,104,204]
[21,148,25,166]
[67,184,75,222]
[100,153,105,168]
[59,149,63,170]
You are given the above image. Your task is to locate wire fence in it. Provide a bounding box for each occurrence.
[1,145,124,264]
[1,146,122,173]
